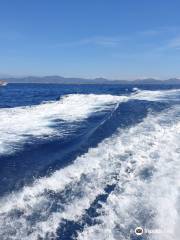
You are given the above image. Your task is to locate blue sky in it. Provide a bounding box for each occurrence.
[1,0,180,79]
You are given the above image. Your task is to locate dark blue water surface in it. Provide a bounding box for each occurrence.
[0,84,180,240]
[0,83,179,108]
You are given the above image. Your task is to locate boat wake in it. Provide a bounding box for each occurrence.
[0,88,180,239]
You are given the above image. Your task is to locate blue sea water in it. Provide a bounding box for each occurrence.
[0,84,180,240]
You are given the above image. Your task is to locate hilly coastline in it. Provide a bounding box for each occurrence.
[4,76,180,85]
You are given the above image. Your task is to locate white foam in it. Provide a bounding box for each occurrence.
[77,106,180,240]
[0,89,180,239]
[132,87,140,92]
[0,105,180,239]
[132,88,180,101]
[1,88,179,156]
[0,94,127,155]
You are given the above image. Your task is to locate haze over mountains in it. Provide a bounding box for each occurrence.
[2,76,180,85]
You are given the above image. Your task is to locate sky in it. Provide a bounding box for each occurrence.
[1,0,180,79]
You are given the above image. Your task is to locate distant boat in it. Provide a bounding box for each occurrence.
[0,80,8,86]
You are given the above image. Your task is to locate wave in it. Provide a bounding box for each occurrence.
[0,103,179,239]
[0,88,179,156]
[0,94,127,155]
[0,91,168,196]
[132,88,180,102]
[0,89,180,239]
[77,106,180,240]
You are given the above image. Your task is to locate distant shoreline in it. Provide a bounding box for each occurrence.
[5,82,180,86]
[3,76,180,85]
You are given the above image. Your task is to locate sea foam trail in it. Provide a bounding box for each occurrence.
[77,106,180,240]
[133,88,180,101]
[0,88,179,156]
[0,94,127,155]
[0,104,179,239]
[0,89,179,239]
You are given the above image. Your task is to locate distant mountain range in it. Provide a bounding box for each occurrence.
[3,76,180,85]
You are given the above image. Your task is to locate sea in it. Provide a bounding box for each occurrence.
[0,83,180,240]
